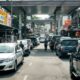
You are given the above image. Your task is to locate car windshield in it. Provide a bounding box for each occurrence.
[0,45,14,53]
[61,40,78,46]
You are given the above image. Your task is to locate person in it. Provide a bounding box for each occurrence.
[19,41,24,50]
[49,39,55,52]
[44,38,48,51]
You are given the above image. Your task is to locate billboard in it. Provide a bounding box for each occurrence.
[0,8,11,27]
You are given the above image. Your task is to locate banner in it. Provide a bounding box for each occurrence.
[0,9,7,26]
[0,8,11,27]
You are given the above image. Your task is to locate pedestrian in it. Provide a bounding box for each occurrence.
[44,38,48,51]
[27,40,31,54]
[49,39,54,52]
[19,41,24,50]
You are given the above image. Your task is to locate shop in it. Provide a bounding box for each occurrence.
[0,7,14,42]
[68,7,80,37]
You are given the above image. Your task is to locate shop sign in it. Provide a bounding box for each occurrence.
[64,19,72,26]
[0,9,7,26]
[7,13,11,27]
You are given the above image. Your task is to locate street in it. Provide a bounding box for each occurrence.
[0,44,71,80]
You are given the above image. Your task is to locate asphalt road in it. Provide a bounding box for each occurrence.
[0,44,72,80]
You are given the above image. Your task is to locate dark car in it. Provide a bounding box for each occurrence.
[30,37,38,47]
[70,47,80,79]
[52,35,61,50]
[56,38,78,58]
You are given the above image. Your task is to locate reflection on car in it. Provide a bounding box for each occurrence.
[0,43,24,71]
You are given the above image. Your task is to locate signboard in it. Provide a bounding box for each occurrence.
[64,19,72,26]
[7,13,11,27]
[0,9,7,26]
[0,8,11,27]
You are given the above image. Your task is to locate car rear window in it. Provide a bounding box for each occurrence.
[61,40,78,46]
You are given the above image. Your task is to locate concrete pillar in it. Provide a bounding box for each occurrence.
[19,13,22,39]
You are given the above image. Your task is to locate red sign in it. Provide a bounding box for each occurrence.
[64,19,72,27]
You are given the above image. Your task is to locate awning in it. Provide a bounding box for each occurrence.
[0,24,13,31]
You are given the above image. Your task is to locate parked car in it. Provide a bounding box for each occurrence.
[28,39,33,50]
[52,35,61,50]
[39,37,45,43]
[70,47,80,79]
[0,43,24,71]
[17,39,31,56]
[56,37,78,58]
[29,37,39,46]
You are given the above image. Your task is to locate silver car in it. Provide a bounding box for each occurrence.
[0,43,24,71]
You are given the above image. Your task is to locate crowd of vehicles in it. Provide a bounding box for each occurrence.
[0,36,40,72]
[49,35,80,79]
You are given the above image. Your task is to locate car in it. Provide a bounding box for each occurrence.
[56,37,78,58]
[29,37,39,46]
[70,47,80,79]
[52,35,61,50]
[0,43,24,71]
[39,37,45,43]
[17,39,31,56]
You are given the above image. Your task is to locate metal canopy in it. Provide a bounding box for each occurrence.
[0,0,80,6]
[1,0,80,16]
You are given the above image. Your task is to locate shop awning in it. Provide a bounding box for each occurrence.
[0,24,13,31]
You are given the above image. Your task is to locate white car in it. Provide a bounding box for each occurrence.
[0,43,24,71]
[17,39,31,56]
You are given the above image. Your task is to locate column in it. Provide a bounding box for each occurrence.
[19,13,22,39]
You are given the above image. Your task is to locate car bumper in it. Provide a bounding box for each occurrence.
[0,61,15,71]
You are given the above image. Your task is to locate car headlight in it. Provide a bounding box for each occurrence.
[4,58,14,62]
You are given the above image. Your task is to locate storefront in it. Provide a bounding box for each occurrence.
[0,7,13,42]
[68,7,80,37]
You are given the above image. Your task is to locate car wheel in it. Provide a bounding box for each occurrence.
[57,51,62,58]
[56,50,58,56]
[13,61,17,72]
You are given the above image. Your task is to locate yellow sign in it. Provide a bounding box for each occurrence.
[0,9,7,26]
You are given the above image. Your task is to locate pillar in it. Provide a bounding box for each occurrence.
[19,13,22,39]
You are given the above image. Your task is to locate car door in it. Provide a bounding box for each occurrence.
[75,49,80,75]
[15,45,22,64]
[72,53,78,73]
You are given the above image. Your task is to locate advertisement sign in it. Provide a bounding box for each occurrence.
[62,16,72,31]
[0,8,7,26]
[7,13,11,27]
[0,8,11,27]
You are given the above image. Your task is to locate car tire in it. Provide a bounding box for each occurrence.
[57,50,62,58]
[13,61,17,72]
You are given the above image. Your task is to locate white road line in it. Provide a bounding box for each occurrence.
[29,62,32,66]
[23,75,28,80]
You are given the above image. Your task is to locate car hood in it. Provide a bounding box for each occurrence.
[0,53,15,59]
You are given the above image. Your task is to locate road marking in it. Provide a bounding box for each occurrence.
[23,75,28,80]
[29,62,32,66]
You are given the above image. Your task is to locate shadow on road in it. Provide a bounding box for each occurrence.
[0,63,23,78]
[31,49,57,57]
